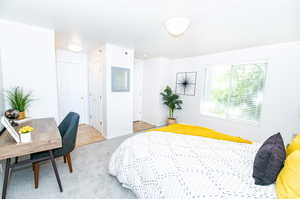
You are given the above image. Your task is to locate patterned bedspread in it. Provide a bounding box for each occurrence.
[109,132,276,199]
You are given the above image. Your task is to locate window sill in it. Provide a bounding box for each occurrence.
[199,113,261,127]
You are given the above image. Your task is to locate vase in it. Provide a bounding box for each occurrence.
[18,112,26,120]
[20,132,31,143]
[167,118,176,125]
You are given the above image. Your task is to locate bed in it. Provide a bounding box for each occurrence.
[109,131,276,199]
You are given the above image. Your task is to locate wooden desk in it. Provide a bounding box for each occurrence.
[0,118,63,199]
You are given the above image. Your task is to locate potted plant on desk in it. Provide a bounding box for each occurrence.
[18,125,34,143]
[6,87,34,120]
[160,86,183,125]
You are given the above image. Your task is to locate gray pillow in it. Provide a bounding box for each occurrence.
[252,133,286,185]
[262,133,285,146]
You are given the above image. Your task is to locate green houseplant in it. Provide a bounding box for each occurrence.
[6,87,34,120]
[160,86,183,125]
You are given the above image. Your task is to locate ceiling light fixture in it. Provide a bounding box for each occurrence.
[68,43,82,52]
[164,17,190,37]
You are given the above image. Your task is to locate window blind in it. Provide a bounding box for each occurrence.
[201,62,267,122]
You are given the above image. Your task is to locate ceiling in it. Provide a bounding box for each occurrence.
[0,0,300,59]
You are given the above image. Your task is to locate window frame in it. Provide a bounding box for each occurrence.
[200,61,268,126]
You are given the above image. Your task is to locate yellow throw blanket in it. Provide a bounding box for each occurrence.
[148,123,252,144]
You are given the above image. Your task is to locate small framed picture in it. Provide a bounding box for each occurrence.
[1,116,20,143]
[111,67,130,92]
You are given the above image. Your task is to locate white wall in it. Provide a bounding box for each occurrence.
[0,20,59,120]
[142,57,171,126]
[0,50,4,116]
[142,42,300,144]
[103,44,134,138]
[133,59,143,121]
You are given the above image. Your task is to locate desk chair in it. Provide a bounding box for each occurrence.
[31,112,80,188]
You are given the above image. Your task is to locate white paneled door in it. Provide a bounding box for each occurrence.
[87,50,103,133]
[56,50,89,124]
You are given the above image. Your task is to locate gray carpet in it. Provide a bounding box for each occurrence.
[0,134,137,199]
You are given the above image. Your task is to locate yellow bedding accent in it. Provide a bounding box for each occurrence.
[276,151,300,199]
[148,124,252,144]
[286,133,300,156]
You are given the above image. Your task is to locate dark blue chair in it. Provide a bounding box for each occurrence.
[31,112,80,188]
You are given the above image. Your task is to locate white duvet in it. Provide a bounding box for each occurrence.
[109,132,276,199]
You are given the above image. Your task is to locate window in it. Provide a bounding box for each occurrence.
[201,62,267,123]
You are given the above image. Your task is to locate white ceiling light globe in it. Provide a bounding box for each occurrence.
[164,17,191,37]
[68,43,82,52]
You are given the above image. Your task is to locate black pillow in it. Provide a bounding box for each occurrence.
[253,133,286,185]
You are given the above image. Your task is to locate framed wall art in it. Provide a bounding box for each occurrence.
[175,72,197,96]
[111,67,130,92]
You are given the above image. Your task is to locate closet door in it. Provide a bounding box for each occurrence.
[56,50,89,124]
[88,50,103,132]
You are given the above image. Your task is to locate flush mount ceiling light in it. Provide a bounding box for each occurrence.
[68,43,82,52]
[164,17,191,37]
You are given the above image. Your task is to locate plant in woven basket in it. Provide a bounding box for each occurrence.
[160,86,183,125]
[6,87,34,120]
